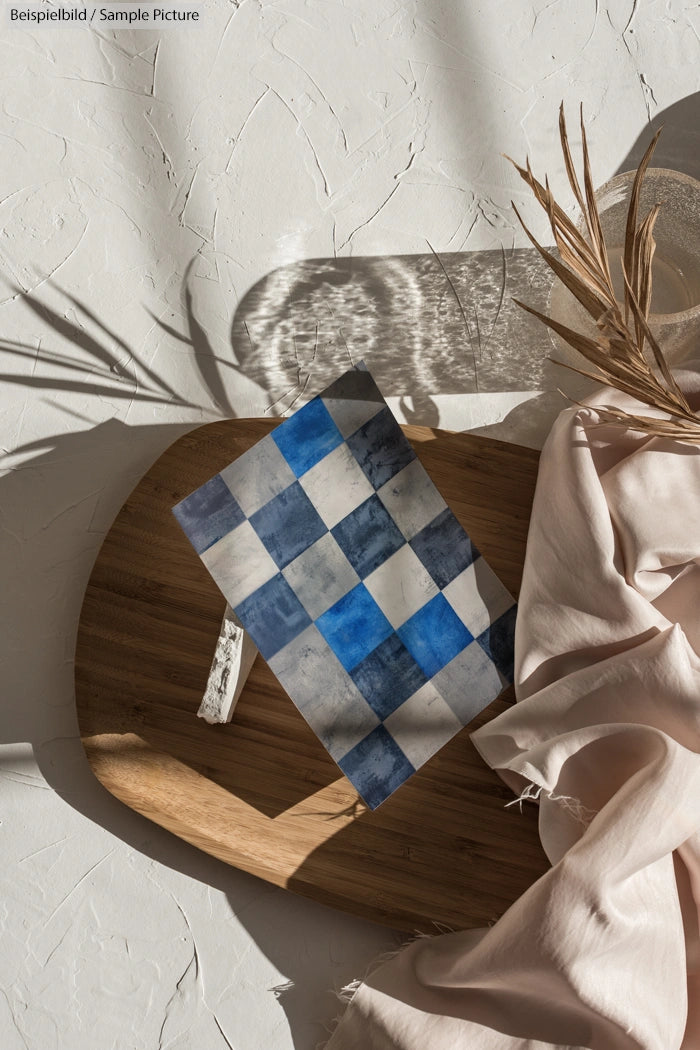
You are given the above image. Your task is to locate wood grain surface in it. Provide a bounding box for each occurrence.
[75,419,549,933]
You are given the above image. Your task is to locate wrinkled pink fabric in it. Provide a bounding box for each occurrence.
[326,370,700,1050]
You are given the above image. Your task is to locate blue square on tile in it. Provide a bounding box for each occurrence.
[410,507,476,588]
[346,406,417,488]
[476,605,516,681]
[331,494,405,579]
[272,397,344,477]
[337,724,415,810]
[172,474,245,555]
[235,573,312,660]
[398,593,473,678]
[316,583,393,672]
[350,634,428,720]
[249,481,328,570]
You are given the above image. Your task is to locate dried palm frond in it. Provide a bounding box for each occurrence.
[507,103,700,442]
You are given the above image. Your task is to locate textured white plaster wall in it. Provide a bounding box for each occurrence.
[1,2,698,1047]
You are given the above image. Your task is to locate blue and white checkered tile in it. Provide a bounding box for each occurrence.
[173,364,516,809]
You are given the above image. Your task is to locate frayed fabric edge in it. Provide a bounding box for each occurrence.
[505,780,597,829]
[317,786,594,1047]
[504,781,543,812]
[317,925,453,1049]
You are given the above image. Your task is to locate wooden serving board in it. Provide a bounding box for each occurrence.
[75,420,549,933]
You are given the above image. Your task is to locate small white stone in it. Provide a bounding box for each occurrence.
[197,605,258,724]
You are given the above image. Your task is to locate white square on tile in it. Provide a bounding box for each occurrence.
[443,557,514,638]
[323,395,384,439]
[433,640,507,724]
[364,544,439,629]
[269,625,379,760]
[220,434,297,516]
[282,532,360,620]
[384,683,463,770]
[299,441,375,528]
[201,519,279,608]
[377,458,448,541]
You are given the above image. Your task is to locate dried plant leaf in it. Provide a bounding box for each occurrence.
[513,298,610,361]
[621,270,692,410]
[507,156,603,277]
[508,107,700,443]
[512,203,609,319]
[623,126,664,324]
[578,106,612,287]
[558,105,587,228]
[633,204,659,324]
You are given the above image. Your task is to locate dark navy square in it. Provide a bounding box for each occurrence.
[272,397,344,477]
[316,583,393,672]
[346,406,416,488]
[350,634,427,720]
[249,481,327,569]
[173,474,245,555]
[235,573,312,660]
[331,494,405,579]
[337,724,415,810]
[410,507,476,588]
[476,605,516,682]
[397,593,473,678]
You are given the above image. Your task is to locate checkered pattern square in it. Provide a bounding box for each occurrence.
[316,583,393,672]
[249,481,327,569]
[331,494,405,579]
[173,364,517,809]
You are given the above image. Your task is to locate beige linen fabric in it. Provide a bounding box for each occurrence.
[326,371,700,1050]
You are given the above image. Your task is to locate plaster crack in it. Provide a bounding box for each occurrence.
[623,0,639,35]
[542,0,599,79]
[156,897,203,1050]
[43,922,73,968]
[267,42,349,154]
[43,849,115,927]
[213,1014,236,1050]
[151,39,162,97]
[269,87,332,200]
[532,0,564,32]
[0,989,30,1050]
[172,897,201,985]
[19,836,70,864]
[347,95,421,158]
[225,89,269,173]
[48,74,160,101]
[336,148,416,252]
[177,163,201,227]
[412,17,523,92]
[157,953,197,1050]
[38,488,104,532]
[638,72,657,120]
[143,113,175,183]
[5,188,90,295]
[0,770,49,789]
[212,4,243,73]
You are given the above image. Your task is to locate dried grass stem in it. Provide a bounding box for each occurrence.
[509,103,700,442]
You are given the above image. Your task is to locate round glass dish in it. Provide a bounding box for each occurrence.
[549,167,700,366]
